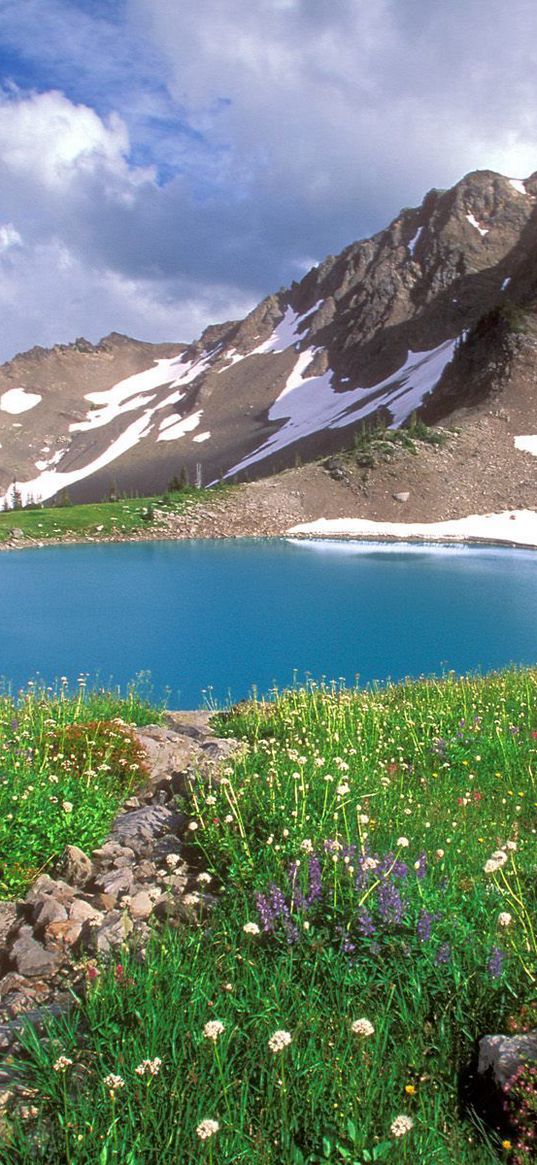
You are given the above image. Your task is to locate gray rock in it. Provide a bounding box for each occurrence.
[127,891,154,920]
[11,928,61,978]
[91,840,135,866]
[59,845,94,887]
[32,898,69,932]
[0,903,18,948]
[26,876,76,905]
[83,911,133,954]
[478,1031,537,1086]
[68,900,103,924]
[393,491,410,502]
[94,867,134,901]
[112,804,185,854]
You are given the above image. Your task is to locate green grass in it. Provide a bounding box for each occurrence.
[0,680,163,897]
[2,669,537,1162]
[0,486,231,545]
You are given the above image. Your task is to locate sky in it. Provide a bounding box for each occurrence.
[0,0,536,362]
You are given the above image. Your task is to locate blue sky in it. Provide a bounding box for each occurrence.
[0,0,536,361]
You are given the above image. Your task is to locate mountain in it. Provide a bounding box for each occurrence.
[1,168,537,507]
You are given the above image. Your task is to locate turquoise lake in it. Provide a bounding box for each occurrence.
[1,537,537,707]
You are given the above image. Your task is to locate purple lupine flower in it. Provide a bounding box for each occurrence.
[435,942,452,964]
[377,880,404,925]
[487,946,505,979]
[391,860,408,880]
[378,852,395,877]
[341,935,356,955]
[270,883,289,918]
[416,910,437,943]
[305,856,322,906]
[342,844,357,862]
[256,892,275,932]
[357,907,376,937]
[414,852,427,880]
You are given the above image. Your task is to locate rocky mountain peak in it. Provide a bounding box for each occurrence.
[1,167,537,507]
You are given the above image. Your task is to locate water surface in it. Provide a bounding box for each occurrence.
[1,537,536,706]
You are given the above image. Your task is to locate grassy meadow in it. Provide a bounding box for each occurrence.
[0,486,230,545]
[2,669,537,1162]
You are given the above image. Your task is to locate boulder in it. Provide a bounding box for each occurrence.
[478,1031,537,1086]
[11,928,62,978]
[94,868,134,902]
[59,845,94,887]
[32,898,69,932]
[43,920,83,949]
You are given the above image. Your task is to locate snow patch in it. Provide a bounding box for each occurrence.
[70,351,209,432]
[0,387,42,414]
[157,410,203,442]
[287,511,537,549]
[515,435,537,456]
[34,450,65,471]
[501,277,511,291]
[193,431,211,443]
[509,179,527,196]
[223,338,457,479]
[407,226,423,256]
[1,412,154,508]
[466,213,489,237]
[251,300,324,355]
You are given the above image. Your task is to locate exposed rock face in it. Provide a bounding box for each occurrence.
[2,170,537,505]
[478,1031,537,1086]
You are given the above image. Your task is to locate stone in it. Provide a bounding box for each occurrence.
[478,1031,537,1086]
[26,876,76,905]
[127,891,154,920]
[393,491,410,502]
[91,840,135,865]
[59,845,94,887]
[32,898,69,931]
[11,928,61,978]
[82,911,133,954]
[94,868,134,901]
[43,920,83,949]
[112,804,186,854]
[0,903,18,948]
[0,974,50,1017]
[68,900,103,924]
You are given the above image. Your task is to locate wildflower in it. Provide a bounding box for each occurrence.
[435,942,451,965]
[501,1140,512,1150]
[53,1056,73,1072]
[224,814,234,824]
[362,856,379,872]
[62,801,73,813]
[435,849,445,859]
[405,1084,416,1095]
[197,872,212,884]
[396,837,409,848]
[165,854,181,868]
[196,1119,219,1140]
[104,1074,125,1093]
[504,840,517,851]
[135,1058,162,1077]
[414,853,427,879]
[187,821,199,832]
[498,912,513,928]
[358,813,370,824]
[336,783,350,797]
[351,1018,375,1037]
[390,1114,414,1137]
[205,795,217,805]
[300,838,314,853]
[268,1030,292,1053]
[203,1020,225,1042]
[243,921,260,935]
[487,946,505,979]
[484,850,508,874]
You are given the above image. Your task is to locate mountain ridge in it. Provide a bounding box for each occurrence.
[1,167,537,507]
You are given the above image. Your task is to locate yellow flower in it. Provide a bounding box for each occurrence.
[501,1140,512,1151]
[404,1084,416,1095]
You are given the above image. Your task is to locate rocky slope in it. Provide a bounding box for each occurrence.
[1,169,537,507]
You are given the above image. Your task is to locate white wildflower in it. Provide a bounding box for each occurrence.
[224,814,234,824]
[362,857,379,871]
[205,795,217,805]
[351,1018,375,1037]
[498,912,513,928]
[104,1074,125,1092]
[135,1057,162,1077]
[504,840,518,851]
[390,1114,414,1138]
[435,849,445,859]
[62,801,73,814]
[336,783,350,797]
[197,872,212,884]
[300,839,314,853]
[203,1020,225,1042]
[396,837,409,848]
[243,922,260,935]
[268,1030,292,1053]
[53,1056,72,1072]
[358,814,370,825]
[196,1119,219,1140]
